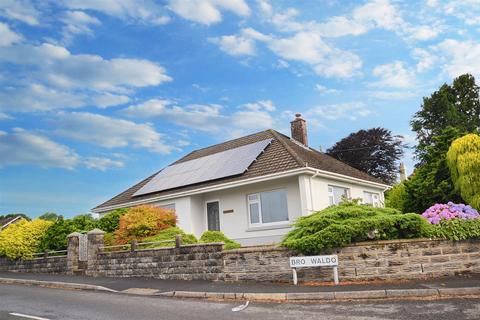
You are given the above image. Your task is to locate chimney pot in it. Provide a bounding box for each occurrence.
[290,113,308,146]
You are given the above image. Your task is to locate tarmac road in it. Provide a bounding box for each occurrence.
[0,284,479,320]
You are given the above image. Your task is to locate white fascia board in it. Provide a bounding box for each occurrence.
[92,167,389,214]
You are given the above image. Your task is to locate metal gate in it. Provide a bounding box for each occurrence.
[79,234,88,262]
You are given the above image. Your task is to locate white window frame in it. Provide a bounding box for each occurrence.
[247,189,289,227]
[328,185,351,205]
[363,191,380,207]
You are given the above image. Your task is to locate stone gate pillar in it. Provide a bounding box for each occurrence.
[67,232,82,274]
[86,228,105,275]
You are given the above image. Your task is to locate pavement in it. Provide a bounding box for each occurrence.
[0,271,479,302]
[1,284,480,320]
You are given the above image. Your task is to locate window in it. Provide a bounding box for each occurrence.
[363,192,380,207]
[248,189,289,225]
[328,185,350,205]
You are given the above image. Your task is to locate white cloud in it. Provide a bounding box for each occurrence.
[61,11,101,43]
[0,43,171,112]
[83,156,124,171]
[62,0,170,25]
[212,24,363,78]
[169,0,250,25]
[123,99,277,137]
[0,22,23,46]
[412,48,436,72]
[0,112,13,120]
[307,103,372,121]
[434,39,480,79]
[55,112,174,154]
[211,34,256,56]
[0,128,79,169]
[370,90,417,100]
[0,84,87,112]
[92,93,130,108]
[0,84,130,113]
[371,61,416,88]
[0,0,40,25]
[315,84,340,94]
[315,16,369,37]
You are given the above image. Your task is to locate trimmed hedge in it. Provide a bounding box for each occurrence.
[142,227,197,248]
[199,231,241,250]
[282,203,429,254]
[425,218,480,241]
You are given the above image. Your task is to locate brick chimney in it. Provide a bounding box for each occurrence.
[290,113,308,146]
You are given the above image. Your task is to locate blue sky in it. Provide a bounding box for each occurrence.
[1,0,479,218]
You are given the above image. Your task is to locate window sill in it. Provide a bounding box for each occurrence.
[246,223,292,232]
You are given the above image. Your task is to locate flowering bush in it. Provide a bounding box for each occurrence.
[422,202,479,224]
[114,205,177,244]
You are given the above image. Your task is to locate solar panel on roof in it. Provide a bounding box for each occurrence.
[133,138,273,196]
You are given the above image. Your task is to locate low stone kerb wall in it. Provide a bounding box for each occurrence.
[223,239,480,282]
[88,243,224,281]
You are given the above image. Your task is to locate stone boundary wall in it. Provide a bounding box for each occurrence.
[87,243,224,281]
[223,239,480,283]
[1,236,478,283]
[0,256,67,274]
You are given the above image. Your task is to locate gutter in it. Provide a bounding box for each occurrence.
[93,167,390,214]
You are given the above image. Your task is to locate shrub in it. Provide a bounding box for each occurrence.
[385,182,407,212]
[38,213,97,251]
[103,232,117,247]
[421,202,479,224]
[199,231,241,250]
[38,218,78,251]
[71,214,97,232]
[282,203,429,254]
[447,133,480,210]
[115,205,176,244]
[96,208,127,233]
[425,218,480,241]
[142,227,197,248]
[0,219,53,259]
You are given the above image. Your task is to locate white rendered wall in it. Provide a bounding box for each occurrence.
[200,177,302,246]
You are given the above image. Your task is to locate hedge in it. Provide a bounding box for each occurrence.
[282,203,428,254]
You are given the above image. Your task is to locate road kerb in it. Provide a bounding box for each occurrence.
[2,277,479,302]
[334,290,387,300]
[0,277,116,293]
[386,289,439,297]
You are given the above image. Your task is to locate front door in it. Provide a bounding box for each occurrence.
[207,201,220,231]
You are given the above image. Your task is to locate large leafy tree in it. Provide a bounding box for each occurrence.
[411,74,480,164]
[326,127,405,184]
[403,127,463,213]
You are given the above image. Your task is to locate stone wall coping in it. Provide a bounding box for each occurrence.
[87,228,106,235]
[67,232,82,238]
[98,242,225,256]
[223,245,287,254]
[222,238,460,255]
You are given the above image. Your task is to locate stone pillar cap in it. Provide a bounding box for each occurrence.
[67,231,83,238]
[87,228,105,235]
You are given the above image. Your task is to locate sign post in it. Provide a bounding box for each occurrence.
[289,254,339,285]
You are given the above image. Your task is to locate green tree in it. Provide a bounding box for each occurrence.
[403,127,464,213]
[326,127,405,184]
[38,212,63,221]
[411,74,480,164]
[0,213,31,221]
[447,133,480,209]
[385,182,408,212]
